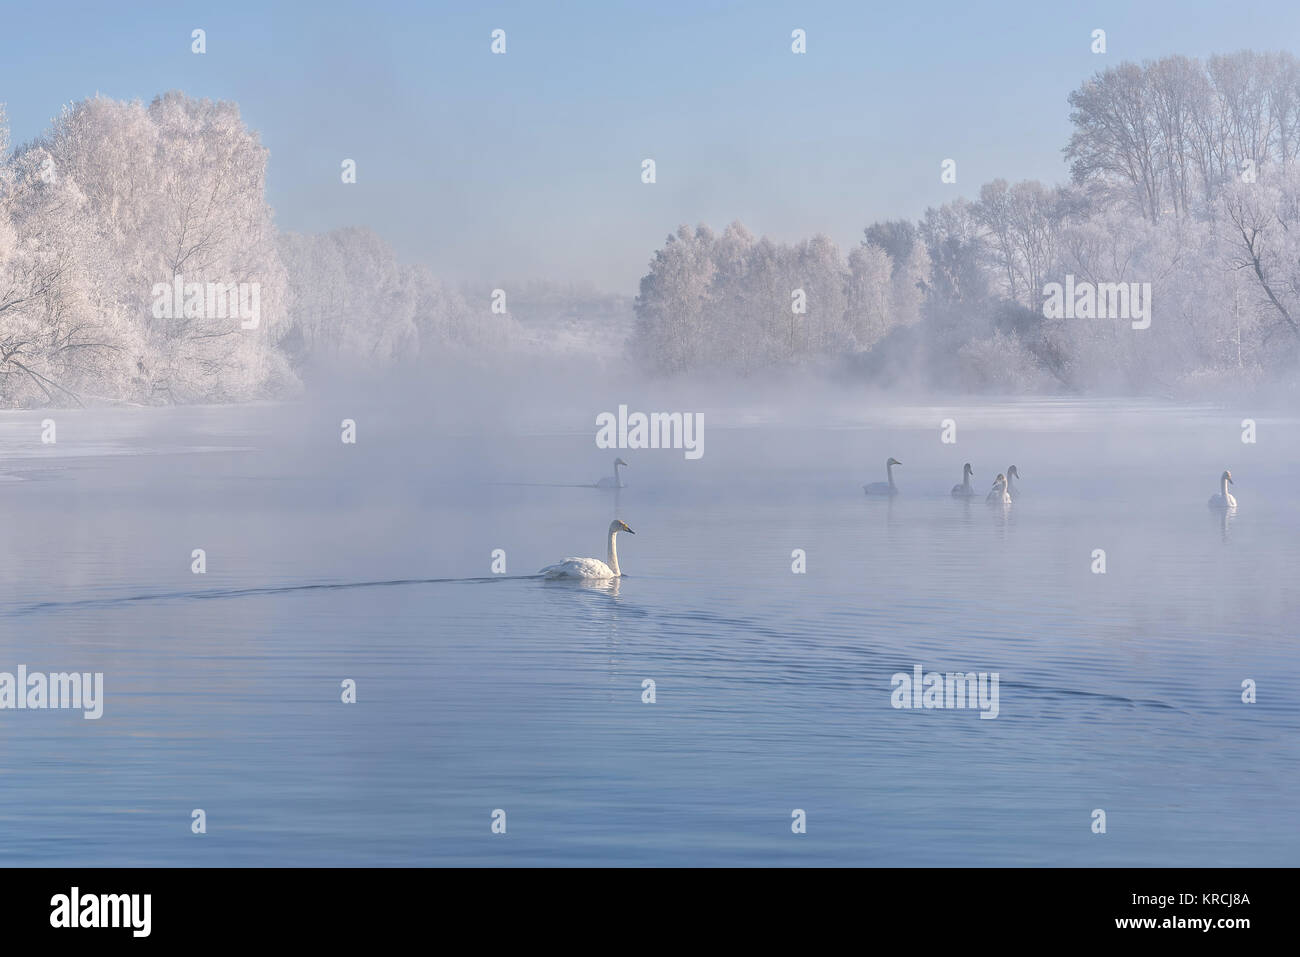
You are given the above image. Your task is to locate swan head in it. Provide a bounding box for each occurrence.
[963,462,973,476]
[1007,465,1019,478]
[614,457,628,467]
[993,473,1006,486]
[887,458,902,467]
[1221,470,1233,484]
[609,519,635,535]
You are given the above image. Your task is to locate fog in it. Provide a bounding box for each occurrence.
[3,26,1299,869]
[8,52,1300,409]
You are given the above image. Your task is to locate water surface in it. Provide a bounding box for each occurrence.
[0,398,1296,865]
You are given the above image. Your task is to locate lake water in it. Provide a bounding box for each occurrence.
[0,396,1296,866]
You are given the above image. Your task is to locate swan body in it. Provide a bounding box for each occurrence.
[864,457,902,495]
[1005,465,1020,498]
[595,457,628,489]
[951,463,976,498]
[539,520,635,579]
[1208,470,1237,508]
[986,473,1011,505]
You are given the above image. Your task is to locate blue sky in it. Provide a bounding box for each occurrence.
[2,0,1298,291]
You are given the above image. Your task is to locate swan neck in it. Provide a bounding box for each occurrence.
[887,462,896,488]
[1221,476,1230,497]
[607,530,621,576]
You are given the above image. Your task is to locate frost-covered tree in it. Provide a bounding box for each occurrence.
[278,227,419,366]
[632,224,890,373]
[1067,52,1300,224]
[0,108,141,404]
[1218,172,1300,348]
[3,92,295,404]
[918,199,989,308]
[974,180,1072,309]
[280,227,526,375]
[845,243,893,349]
[632,225,718,374]
[706,222,760,370]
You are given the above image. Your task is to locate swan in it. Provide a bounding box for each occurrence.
[539,519,635,579]
[951,463,976,498]
[986,473,1011,505]
[595,457,628,489]
[1005,465,1020,498]
[864,458,902,495]
[1208,470,1237,508]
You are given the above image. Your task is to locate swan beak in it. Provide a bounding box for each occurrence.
[625,527,636,534]
[1228,476,1234,484]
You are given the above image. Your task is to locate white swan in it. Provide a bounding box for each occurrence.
[986,473,1011,505]
[595,457,628,489]
[864,457,902,495]
[1005,465,1020,498]
[539,519,635,579]
[1208,469,1237,508]
[951,463,976,498]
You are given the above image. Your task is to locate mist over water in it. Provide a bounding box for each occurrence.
[1,380,1295,866]
[8,0,1300,882]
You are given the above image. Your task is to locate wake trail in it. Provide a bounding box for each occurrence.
[4,574,544,617]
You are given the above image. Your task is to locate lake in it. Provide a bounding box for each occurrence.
[0,395,1296,866]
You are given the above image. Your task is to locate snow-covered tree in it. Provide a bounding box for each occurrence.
[3,92,296,404]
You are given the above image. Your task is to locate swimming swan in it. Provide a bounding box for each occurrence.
[539,520,635,579]
[595,457,628,489]
[951,463,976,498]
[1208,470,1237,508]
[864,458,902,495]
[986,473,1011,505]
[1005,465,1020,498]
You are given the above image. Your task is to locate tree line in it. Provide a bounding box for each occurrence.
[633,51,1300,393]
